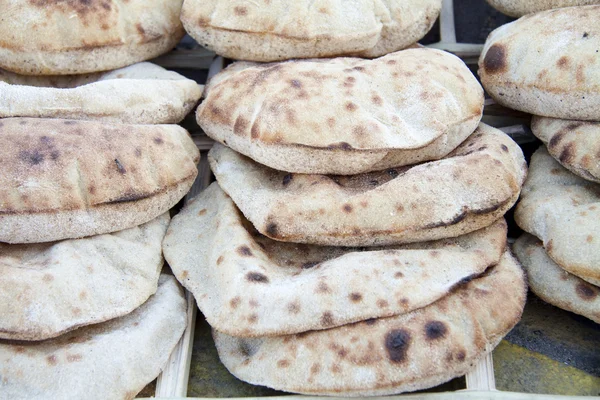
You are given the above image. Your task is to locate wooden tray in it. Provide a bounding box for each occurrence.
[143,1,575,397]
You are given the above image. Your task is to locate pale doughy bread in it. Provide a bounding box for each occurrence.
[0,118,199,243]
[0,275,187,400]
[479,6,600,120]
[199,48,483,175]
[0,63,202,124]
[164,182,507,337]
[485,0,600,17]
[532,116,600,183]
[209,124,526,247]
[214,250,526,396]
[0,213,169,341]
[0,0,185,75]
[181,0,442,61]
[514,147,600,286]
[514,234,600,324]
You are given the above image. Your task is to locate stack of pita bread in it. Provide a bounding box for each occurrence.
[485,0,600,17]
[165,45,529,395]
[0,2,202,397]
[479,5,600,323]
[180,0,444,61]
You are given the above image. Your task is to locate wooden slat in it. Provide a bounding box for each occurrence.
[142,391,591,400]
[439,0,457,43]
[152,48,216,70]
[466,355,497,391]
[192,135,214,151]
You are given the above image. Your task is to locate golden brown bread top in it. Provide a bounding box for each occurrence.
[0,118,199,215]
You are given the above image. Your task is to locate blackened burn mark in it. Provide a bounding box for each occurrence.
[385,329,411,363]
[114,159,126,174]
[425,321,448,340]
[246,272,269,283]
[483,44,507,74]
[20,150,44,165]
[302,261,319,269]
[266,223,279,238]
[282,173,293,186]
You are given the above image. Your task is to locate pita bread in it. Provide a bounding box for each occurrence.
[514,147,600,286]
[531,116,600,184]
[0,274,186,400]
[181,0,442,62]
[164,182,507,337]
[0,118,199,244]
[0,0,185,75]
[479,6,600,121]
[214,250,526,396]
[198,48,484,175]
[485,0,600,17]
[0,63,202,124]
[0,213,169,341]
[514,234,600,324]
[209,123,526,247]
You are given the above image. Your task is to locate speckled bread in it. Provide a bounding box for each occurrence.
[479,6,600,120]
[0,213,169,341]
[198,48,484,175]
[181,0,441,61]
[164,182,507,337]
[532,116,600,183]
[514,147,600,286]
[0,275,187,400]
[213,250,527,396]
[0,0,185,75]
[514,234,600,323]
[0,63,202,124]
[485,0,600,17]
[0,118,199,244]
[209,124,526,247]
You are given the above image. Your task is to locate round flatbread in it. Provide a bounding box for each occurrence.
[0,63,202,124]
[0,0,185,75]
[198,48,484,175]
[214,250,527,396]
[532,116,600,184]
[164,182,507,337]
[0,213,169,341]
[181,0,442,61]
[485,0,600,17]
[209,123,526,247]
[0,274,187,400]
[0,118,199,243]
[479,6,600,120]
[514,233,600,324]
[514,147,600,286]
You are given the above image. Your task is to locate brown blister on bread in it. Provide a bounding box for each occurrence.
[0,0,185,74]
[485,0,600,17]
[514,234,600,323]
[0,275,187,399]
[0,213,169,341]
[181,0,442,61]
[514,147,600,286]
[163,183,508,337]
[482,44,507,74]
[479,6,600,120]
[0,63,202,124]
[209,123,525,247]
[212,251,526,396]
[199,48,484,175]
[532,116,600,183]
[0,118,199,243]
